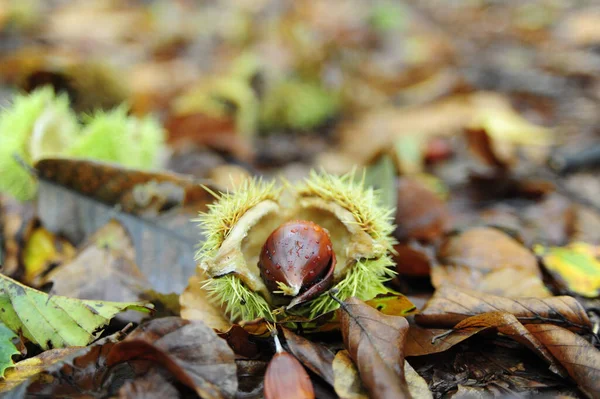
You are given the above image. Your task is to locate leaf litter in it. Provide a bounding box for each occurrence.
[0,1,600,398]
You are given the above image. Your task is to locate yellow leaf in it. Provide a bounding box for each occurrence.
[536,242,600,298]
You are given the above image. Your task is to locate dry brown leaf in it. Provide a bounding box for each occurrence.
[42,220,149,312]
[217,324,259,359]
[282,328,335,386]
[338,296,412,399]
[332,350,368,399]
[407,312,566,378]
[118,370,180,399]
[432,227,551,297]
[415,285,591,330]
[179,273,231,331]
[0,195,35,277]
[394,177,449,243]
[404,361,432,399]
[526,324,600,398]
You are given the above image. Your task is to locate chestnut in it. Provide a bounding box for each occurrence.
[258,220,335,308]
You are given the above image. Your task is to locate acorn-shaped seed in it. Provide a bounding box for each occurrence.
[258,220,335,307]
[264,334,315,399]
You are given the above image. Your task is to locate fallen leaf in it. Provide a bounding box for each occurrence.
[282,327,335,386]
[35,158,218,293]
[338,296,412,399]
[535,242,600,298]
[4,317,238,398]
[118,370,180,399]
[236,359,267,398]
[218,324,259,358]
[22,226,76,286]
[406,312,565,378]
[365,293,417,316]
[0,347,82,393]
[393,177,449,243]
[0,273,153,350]
[179,273,231,331]
[415,285,591,330]
[112,317,238,399]
[526,323,600,398]
[404,361,432,399]
[360,154,397,212]
[41,220,149,310]
[0,196,35,277]
[332,350,368,399]
[0,322,19,378]
[432,227,551,297]
[392,242,436,277]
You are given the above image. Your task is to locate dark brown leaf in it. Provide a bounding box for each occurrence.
[218,324,259,359]
[526,324,600,398]
[394,177,449,243]
[3,318,237,398]
[118,370,180,399]
[338,296,412,399]
[0,195,35,277]
[282,327,335,386]
[406,312,567,378]
[415,285,591,330]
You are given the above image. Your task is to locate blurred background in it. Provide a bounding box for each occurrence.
[0,0,599,184]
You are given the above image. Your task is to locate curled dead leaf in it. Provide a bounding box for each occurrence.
[282,327,335,386]
[415,285,591,330]
[338,296,412,399]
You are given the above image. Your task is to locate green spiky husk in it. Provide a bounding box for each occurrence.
[193,170,398,325]
[202,274,274,322]
[193,178,282,261]
[66,105,165,169]
[0,87,78,200]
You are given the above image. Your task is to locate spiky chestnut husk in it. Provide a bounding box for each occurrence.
[65,105,165,169]
[192,170,397,323]
[0,86,79,200]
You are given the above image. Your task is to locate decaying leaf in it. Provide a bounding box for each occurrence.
[415,285,591,330]
[393,177,449,243]
[282,327,335,386]
[22,226,76,286]
[432,227,551,298]
[0,196,35,277]
[218,324,259,359]
[535,242,600,298]
[332,350,368,399]
[0,347,82,393]
[41,220,149,307]
[118,370,180,399]
[526,324,600,398]
[35,158,219,293]
[0,273,153,350]
[407,312,564,377]
[365,293,417,316]
[2,317,238,398]
[111,317,238,399]
[338,296,412,399]
[0,322,20,378]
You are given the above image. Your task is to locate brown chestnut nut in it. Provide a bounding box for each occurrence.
[258,220,335,307]
[264,334,315,399]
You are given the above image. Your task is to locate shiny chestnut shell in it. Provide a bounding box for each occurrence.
[258,220,335,306]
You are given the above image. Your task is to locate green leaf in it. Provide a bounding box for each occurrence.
[0,322,19,378]
[535,242,600,298]
[0,273,153,350]
[359,154,397,212]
